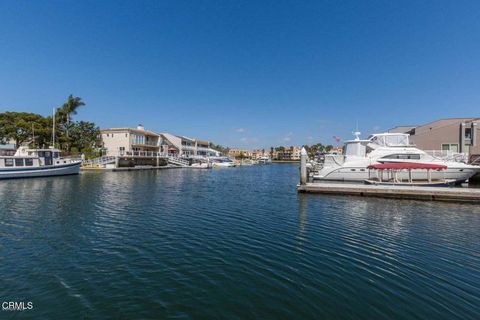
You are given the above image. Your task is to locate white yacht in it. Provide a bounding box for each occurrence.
[312,132,480,183]
[258,156,272,164]
[210,157,236,168]
[0,146,81,179]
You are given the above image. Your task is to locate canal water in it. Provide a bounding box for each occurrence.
[1,164,480,319]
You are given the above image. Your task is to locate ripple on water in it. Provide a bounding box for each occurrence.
[1,166,480,319]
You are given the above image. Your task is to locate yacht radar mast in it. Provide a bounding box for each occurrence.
[353,131,361,141]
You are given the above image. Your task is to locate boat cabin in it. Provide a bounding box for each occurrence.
[0,147,63,168]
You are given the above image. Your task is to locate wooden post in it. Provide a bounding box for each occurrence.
[115,156,119,168]
[300,147,308,185]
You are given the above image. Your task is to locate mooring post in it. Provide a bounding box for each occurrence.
[300,147,308,185]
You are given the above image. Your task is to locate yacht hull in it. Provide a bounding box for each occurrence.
[313,166,478,183]
[0,162,81,179]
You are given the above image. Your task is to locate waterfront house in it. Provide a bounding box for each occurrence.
[159,133,220,158]
[101,125,160,156]
[251,149,268,160]
[274,146,303,161]
[228,149,253,159]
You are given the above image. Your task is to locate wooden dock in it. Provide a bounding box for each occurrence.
[297,182,480,203]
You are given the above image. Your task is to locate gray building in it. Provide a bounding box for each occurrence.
[407,118,479,154]
[390,118,480,161]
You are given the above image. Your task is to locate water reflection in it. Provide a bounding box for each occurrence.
[1,166,480,319]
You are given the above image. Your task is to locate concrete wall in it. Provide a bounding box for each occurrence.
[102,132,131,156]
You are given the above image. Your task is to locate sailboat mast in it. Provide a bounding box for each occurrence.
[52,108,55,148]
[32,123,35,147]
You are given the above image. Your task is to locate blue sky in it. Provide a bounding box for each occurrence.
[1,1,479,148]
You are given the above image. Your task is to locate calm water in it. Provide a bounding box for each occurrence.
[1,164,480,319]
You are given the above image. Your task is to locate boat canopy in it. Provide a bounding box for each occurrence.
[367,163,447,170]
[368,133,410,147]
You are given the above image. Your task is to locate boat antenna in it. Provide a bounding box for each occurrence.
[353,120,361,140]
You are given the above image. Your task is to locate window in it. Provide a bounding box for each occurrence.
[45,151,52,157]
[382,154,421,160]
[25,158,33,166]
[465,128,472,140]
[384,135,409,146]
[38,151,45,157]
[53,152,59,158]
[15,158,24,166]
[5,158,14,167]
[442,144,459,152]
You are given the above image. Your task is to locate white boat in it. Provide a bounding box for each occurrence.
[0,147,81,179]
[190,161,211,169]
[312,132,480,183]
[258,156,272,164]
[211,157,236,168]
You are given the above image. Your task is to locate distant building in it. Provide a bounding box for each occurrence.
[160,133,220,158]
[274,146,302,161]
[251,149,268,160]
[0,144,16,156]
[101,125,160,156]
[228,149,252,159]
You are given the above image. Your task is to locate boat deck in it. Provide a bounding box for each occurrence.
[297,182,480,203]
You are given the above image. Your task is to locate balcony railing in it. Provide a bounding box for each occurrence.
[131,141,158,147]
[113,150,168,157]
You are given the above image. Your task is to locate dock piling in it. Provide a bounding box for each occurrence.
[300,147,308,185]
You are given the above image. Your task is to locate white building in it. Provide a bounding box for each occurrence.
[101,125,160,156]
[159,133,220,158]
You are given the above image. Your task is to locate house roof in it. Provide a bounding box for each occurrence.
[101,127,159,137]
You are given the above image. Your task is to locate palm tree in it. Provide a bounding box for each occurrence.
[56,95,85,150]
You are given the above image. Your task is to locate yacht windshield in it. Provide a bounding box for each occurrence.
[370,134,409,147]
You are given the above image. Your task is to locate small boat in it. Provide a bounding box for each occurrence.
[190,162,211,169]
[258,156,272,164]
[364,162,459,187]
[0,147,81,179]
[211,157,236,168]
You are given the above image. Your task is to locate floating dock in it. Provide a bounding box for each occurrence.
[297,182,480,203]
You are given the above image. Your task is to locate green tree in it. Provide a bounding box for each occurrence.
[56,95,85,150]
[69,121,101,152]
[0,112,50,147]
[209,142,230,155]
